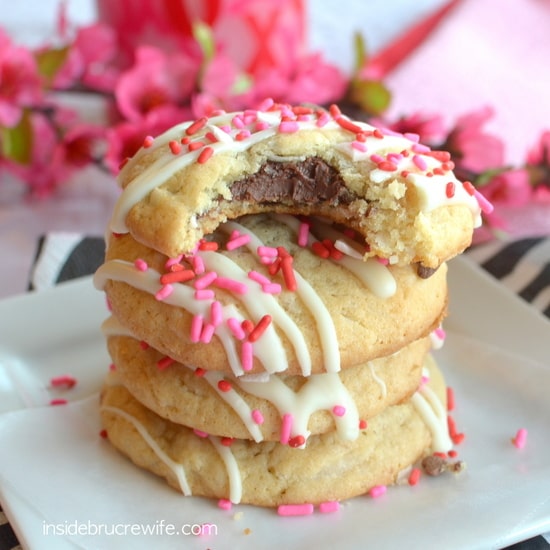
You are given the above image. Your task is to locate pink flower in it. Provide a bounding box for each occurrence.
[0,30,43,127]
[481,169,532,207]
[444,106,505,174]
[526,130,550,166]
[54,23,120,92]
[114,46,199,122]
[105,104,193,173]
[375,112,446,144]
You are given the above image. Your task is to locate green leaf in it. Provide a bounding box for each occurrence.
[35,46,70,87]
[231,73,253,95]
[1,110,33,164]
[193,21,215,64]
[348,79,392,116]
[353,32,368,76]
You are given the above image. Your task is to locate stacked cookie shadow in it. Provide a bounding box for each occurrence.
[96,214,451,506]
[93,104,484,507]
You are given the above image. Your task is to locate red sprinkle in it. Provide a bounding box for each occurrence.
[241,319,254,335]
[99,429,108,439]
[426,150,451,162]
[463,180,476,196]
[188,141,204,152]
[169,140,181,154]
[50,398,68,406]
[248,315,272,342]
[198,240,218,251]
[194,367,206,377]
[446,387,455,411]
[218,380,232,392]
[50,375,77,389]
[377,161,398,172]
[160,269,195,285]
[143,135,154,148]
[335,116,363,134]
[448,450,458,458]
[139,340,149,350]
[329,104,341,117]
[452,433,465,445]
[359,419,368,430]
[288,435,305,448]
[281,256,297,291]
[198,146,214,164]
[373,128,384,139]
[312,241,330,259]
[157,356,175,370]
[186,116,208,135]
[408,468,421,486]
[221,437,234,447]
[446,181,456,198]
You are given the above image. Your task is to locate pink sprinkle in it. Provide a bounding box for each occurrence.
[412,142,431,153]
[227,317,246,340]
[220,124,232,134]
[412,154,428,170]
[50,398,68,406]
[316,112,331,127]
[434,327,446,340]
[319,501,340,513]
[376,257,389,265]
[200,323,215,343]
[257,97,274,111]
[352,140,368,152]
[370,153,384,164]
[214,277,248,294]
[255,120,269,131]
[210,301,223,326]
[369,485,387,498]
[155,284,173,301]
[235,129,251,141]
[192,255,205,274]
[109,363,116,371]
[193,429,209,438]
[194,271,217,290]
[248,270,271,286]
[278,120,300,133]
[280,413,293,445]
[298,222,310,247]
[134,258,148,271]
[165,254,183,269]
[251,409,264,425]
[420,374,430,388]
[404,132,420,143]
[218,499,232,510]
[50,375,77,389]
[190,314,203,342]
[241,340,253,371]
[143,135,154,148]
[387,152,403,164]
[332,405,346,417]
[513,428,528,449]
[257,246,278,258]
[226,233,251,250]
[262,283,282,294]
[474,189,494,214]
[232,115,245,129]
[194,289,215,300]
[277,504,314,517]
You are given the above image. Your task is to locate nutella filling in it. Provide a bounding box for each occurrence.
[230,157,354,205]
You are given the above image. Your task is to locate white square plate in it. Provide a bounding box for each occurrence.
[0,257,549,550]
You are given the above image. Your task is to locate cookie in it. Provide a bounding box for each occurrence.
[106,332,431,442]
[109,103,486,268]
[100,354,451,507]
[95,214,448,375]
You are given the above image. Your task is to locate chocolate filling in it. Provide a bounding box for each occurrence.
[230,157,354,205]
[416,264,439,279]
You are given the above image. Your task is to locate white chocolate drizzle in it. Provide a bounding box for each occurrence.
[101,405,192,495]
[208,436,242,504]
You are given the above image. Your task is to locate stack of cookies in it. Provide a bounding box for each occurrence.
[94,102,488,507]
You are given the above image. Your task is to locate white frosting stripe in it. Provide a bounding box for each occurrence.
[101,405,192,495]
[208,436,242,504]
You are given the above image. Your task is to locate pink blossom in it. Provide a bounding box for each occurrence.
[114,46,199,122]
[105,104,192,173]
[375,112,446,144]
[53,23,120,92]
[444,106,505,174]
[481,169,532,207]
[0,30,43,127]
